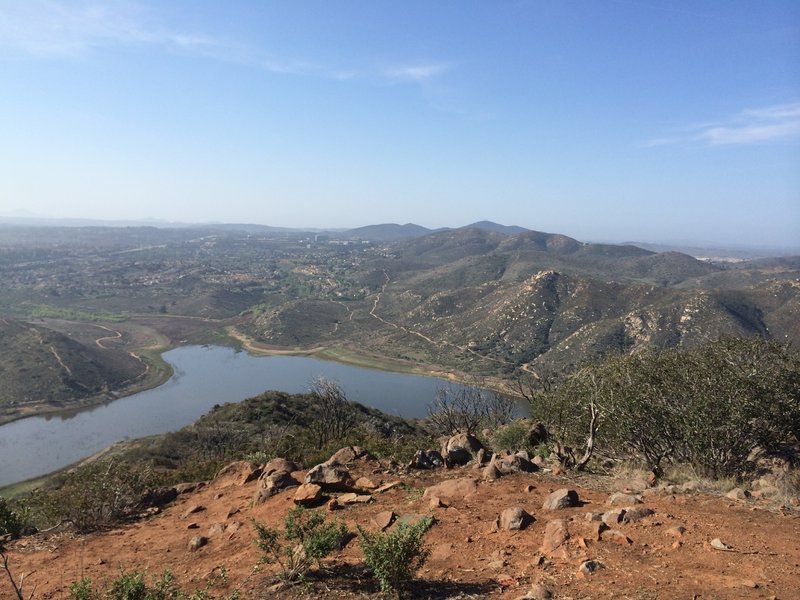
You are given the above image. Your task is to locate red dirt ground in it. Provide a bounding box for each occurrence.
[3,459,799,599]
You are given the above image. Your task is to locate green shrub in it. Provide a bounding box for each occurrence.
[529,338,800,478]
[0,496,23,537]
[253,507,348,582]
[490,420,532,453]
[28,458,156,532]
[357,516,433,594]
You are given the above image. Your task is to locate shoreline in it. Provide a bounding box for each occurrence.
[1,323,519,428]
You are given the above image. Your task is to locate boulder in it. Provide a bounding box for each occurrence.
[293,483,323,506]
[540,519,570,555]
[261,470,300,493]
[408,449,445,470]
[304,463,355,492]
[263,458,301,476]
[493,453,537,475]
[441,433,484,466]
[325,446,373,466]
[500,507,533,531]
[542,489,579,510]
[423,478,478,502]
[215,461,262,485]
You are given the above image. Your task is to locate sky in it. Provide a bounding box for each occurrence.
[0,1,798,248]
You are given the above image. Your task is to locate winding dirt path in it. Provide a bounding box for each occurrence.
[367,271,522,371]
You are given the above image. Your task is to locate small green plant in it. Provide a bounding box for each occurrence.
[68,570,182,600]
[357,516,433,595]
[69,577,95,600]
[252,506,348,583]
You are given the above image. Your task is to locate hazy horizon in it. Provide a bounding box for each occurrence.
[1,2,798,248]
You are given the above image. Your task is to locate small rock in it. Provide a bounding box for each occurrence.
[293,483,323,506]
[207,523,226,537]
[182,505,205,518]
[483,463,502,481]
[524,484,536,493]
[408,449,445,470]
[542,489,579,510]
[540,519,570,555]
[576,559,603,578]
[517,583,553,600]
[591,521,608,541]
[372,510,396,531]
[373,480,402,494]
[606,492,641,507]
[225,507,240,519]
[500,507,534,531]
[423,478,478,502]
[327,498,341,511]
[622,506,655,523]
[665,526,686,538]
[725,487,752,501]
[355,476,378,490]
[680,480,702,493]
[710,538,735,552]
[601,529,632,545]
[186,522,199,529]
[430,496,449,509]
[187,536,208,552]
[338,492,373,505]
[602,509,625,526]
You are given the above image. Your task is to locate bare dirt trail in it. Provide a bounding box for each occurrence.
[368,271,527,373]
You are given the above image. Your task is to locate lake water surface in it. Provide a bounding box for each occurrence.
[0,345,474,487]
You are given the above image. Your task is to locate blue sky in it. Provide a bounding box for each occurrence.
[0,1,798,247]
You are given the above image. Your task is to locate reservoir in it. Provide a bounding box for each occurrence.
[0,345,478,487]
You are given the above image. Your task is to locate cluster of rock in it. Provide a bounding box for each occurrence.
[409,431,547,483]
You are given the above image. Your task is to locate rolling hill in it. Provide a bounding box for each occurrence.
[0,318,145,418]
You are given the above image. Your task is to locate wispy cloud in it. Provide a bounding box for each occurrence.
[0,1,453,89]
[383,62,451,84]
[646,101,800,147]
